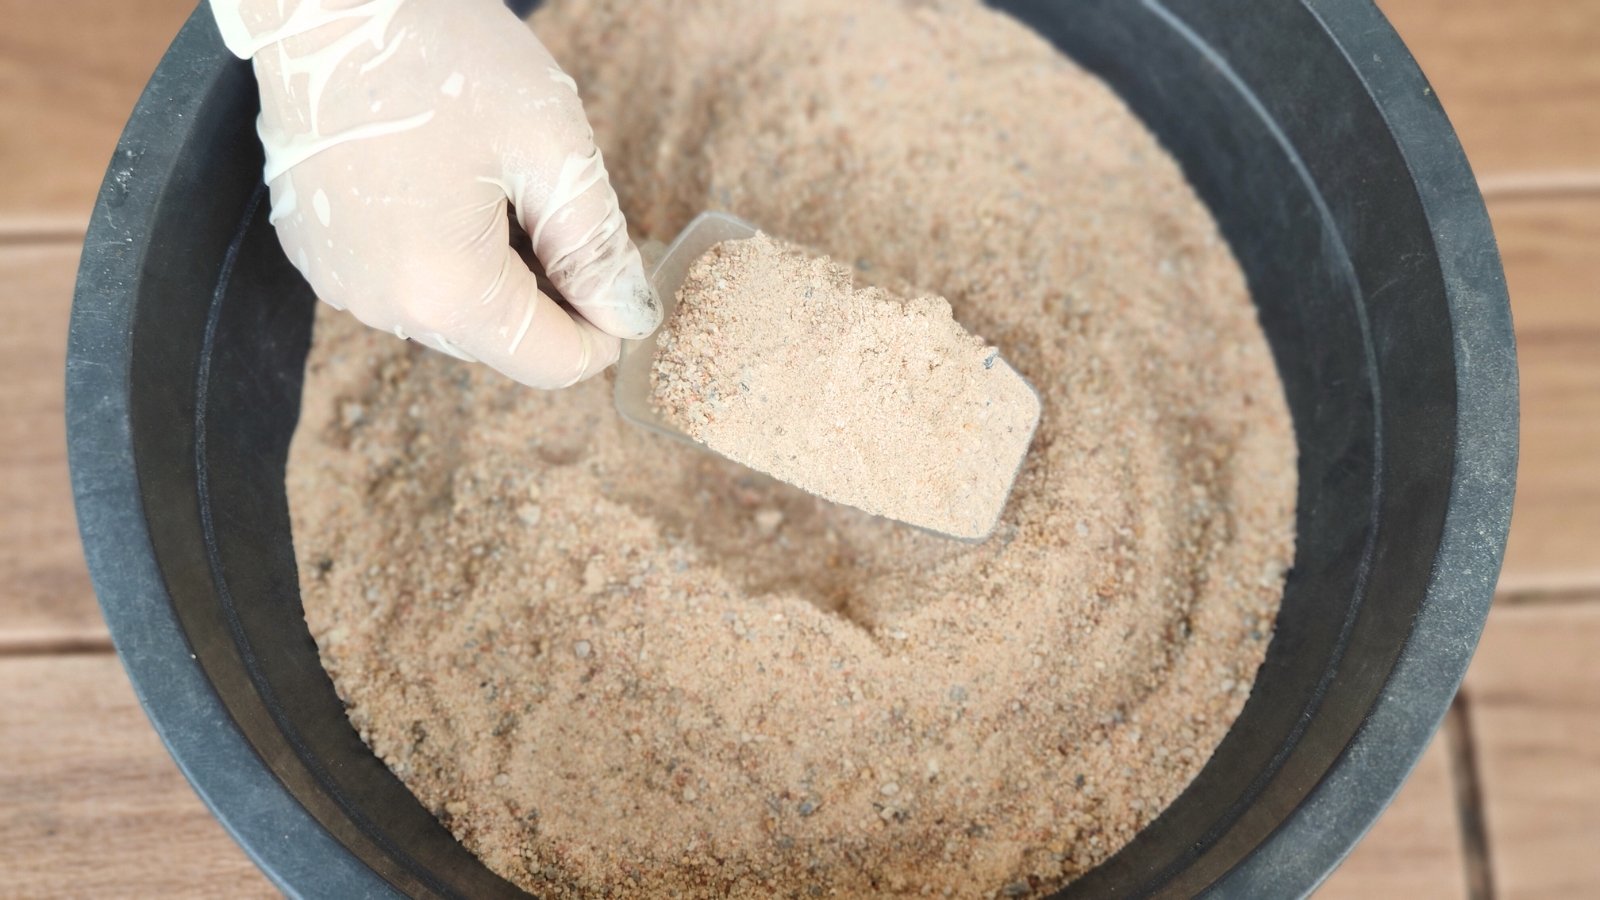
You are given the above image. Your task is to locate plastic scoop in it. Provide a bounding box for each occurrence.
[613,212,1041,541]
[614,212,757,444]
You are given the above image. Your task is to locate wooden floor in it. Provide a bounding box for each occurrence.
[1,1,1595,896]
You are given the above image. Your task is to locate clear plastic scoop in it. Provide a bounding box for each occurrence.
[611,211,1039,542]
[613,212,757,445]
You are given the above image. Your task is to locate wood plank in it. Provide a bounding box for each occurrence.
[0,654,276,897]
[1316,733,1467,899]
[4,0,1597,220]
[0,0,198,232]
[0,244,108,650]
[1379,0,1600,186]
[1487,195,1600,594]
[3,0,1595,213]
[1464,602,1600,900]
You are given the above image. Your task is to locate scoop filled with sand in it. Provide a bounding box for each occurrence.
[614,212,1041,541]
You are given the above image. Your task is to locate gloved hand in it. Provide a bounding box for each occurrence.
[207,0,660,388]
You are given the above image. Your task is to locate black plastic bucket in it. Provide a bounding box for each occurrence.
[67,1,1517,897]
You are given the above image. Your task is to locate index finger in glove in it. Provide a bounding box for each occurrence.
[506,85,661,341]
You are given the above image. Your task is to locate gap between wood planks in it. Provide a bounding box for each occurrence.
[1447,693,1497,900]
[0,227,89,245]
[0,635,114,657]
[1495,585,1600,608]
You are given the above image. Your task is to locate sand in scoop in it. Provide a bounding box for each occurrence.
[650,233,1040,540]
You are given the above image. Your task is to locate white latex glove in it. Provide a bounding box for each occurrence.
[207,0,660,388]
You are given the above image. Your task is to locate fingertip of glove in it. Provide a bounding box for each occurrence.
[588,254,662,340]
[617,261,664,339]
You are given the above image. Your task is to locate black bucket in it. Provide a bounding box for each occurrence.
[67,1,1517,897]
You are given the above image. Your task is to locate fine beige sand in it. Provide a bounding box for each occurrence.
[652,233,1041,540]
[286,1,1299,896]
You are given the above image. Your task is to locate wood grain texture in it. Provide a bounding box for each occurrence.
[0,245,108,650]
[0,0,198,232]
[10,0,1583,224]
[1379,0,1600,186]
[0,654,276,898]
[1465,602,1600,900]
[1315,734,1467,899]
[1488,195,1600,594]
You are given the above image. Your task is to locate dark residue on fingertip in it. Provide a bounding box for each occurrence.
[635,279,663,336]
